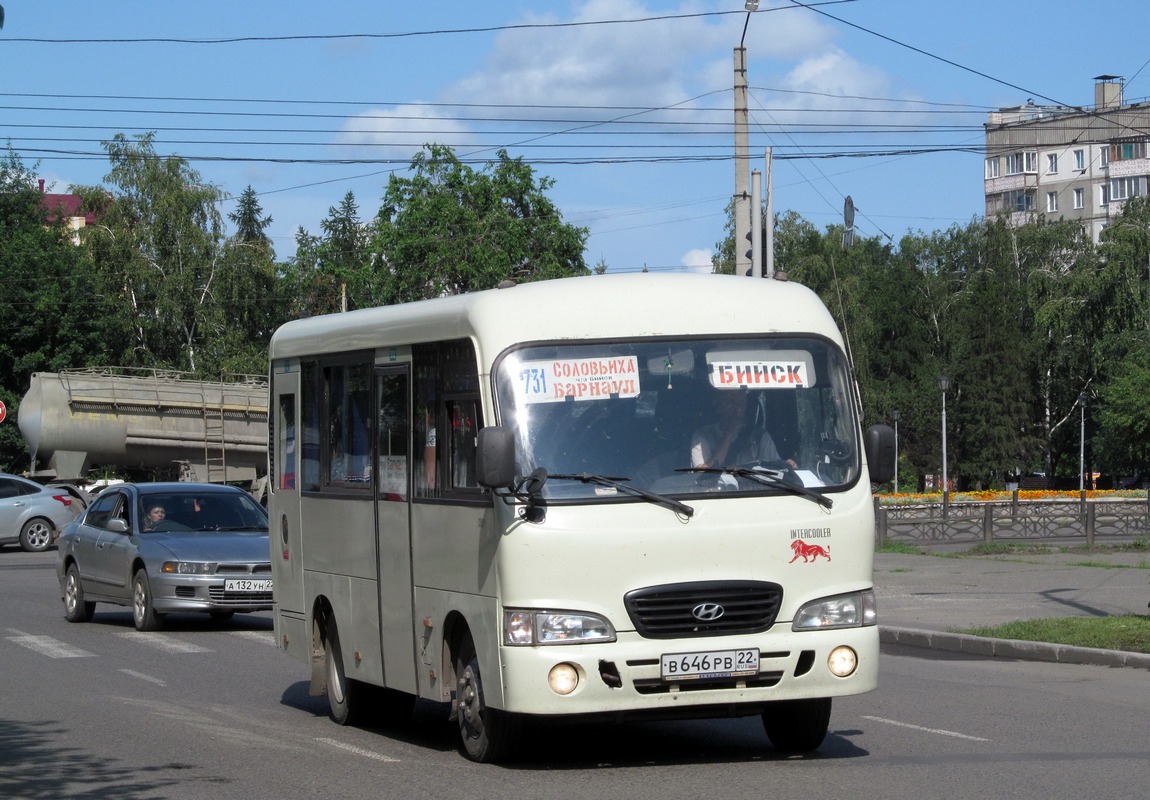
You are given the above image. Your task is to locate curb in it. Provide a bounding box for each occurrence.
[880,626,1150,671]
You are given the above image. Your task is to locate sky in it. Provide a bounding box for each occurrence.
[4,0,1150,274]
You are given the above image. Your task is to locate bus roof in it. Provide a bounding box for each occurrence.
[268,272,844,362]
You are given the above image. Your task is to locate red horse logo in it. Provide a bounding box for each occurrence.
[789,539,831,563]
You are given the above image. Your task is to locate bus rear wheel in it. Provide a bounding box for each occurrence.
[454,632,520,763]
[762,697,832,753]
[324,618,361,726]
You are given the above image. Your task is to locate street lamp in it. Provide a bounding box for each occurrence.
[1078,392,1087,493]
[938,375,950,505]
[890,410,900,493]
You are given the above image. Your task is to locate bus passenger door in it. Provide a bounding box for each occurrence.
[375,366,418,694]
[270,368,305,618]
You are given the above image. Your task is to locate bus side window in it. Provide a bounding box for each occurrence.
[414,339,482,499]
[447,397,481,489]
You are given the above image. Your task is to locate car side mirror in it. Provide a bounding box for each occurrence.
[864,424,896,484]
[476,427,517,489]
[107,518,130,534]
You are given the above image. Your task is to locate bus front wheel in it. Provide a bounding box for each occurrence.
[454,632,520,763]
[762,697,832,753]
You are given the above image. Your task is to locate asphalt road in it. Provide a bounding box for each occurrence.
[3,545,1150,799]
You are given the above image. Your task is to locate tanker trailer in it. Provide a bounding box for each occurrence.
[19,368,268,483]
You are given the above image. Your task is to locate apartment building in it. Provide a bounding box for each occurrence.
[984,76,1150,242]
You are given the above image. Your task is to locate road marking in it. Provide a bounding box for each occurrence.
[114,631,212,653]
[120,669,167,686]
[230,630,277,646]
[315,737,401,763]
[862,715,990,742]
[5,633,94,658]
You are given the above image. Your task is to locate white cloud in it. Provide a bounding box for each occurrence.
[680,247,714,273]
[335,104,474,163]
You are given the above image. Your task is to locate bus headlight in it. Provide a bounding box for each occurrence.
[548,663,581,695]
[828,646,858,677]
[792,590,876,630]
[504,610,616,645]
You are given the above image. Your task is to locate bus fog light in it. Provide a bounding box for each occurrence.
[827,646,858,677]
[548,663,580,695]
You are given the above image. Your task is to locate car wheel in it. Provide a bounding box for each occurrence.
[132,570,165,631]
[454,631,520,763]
[19,518,54,552]
[63,563,95,623]
[761,697,832,753]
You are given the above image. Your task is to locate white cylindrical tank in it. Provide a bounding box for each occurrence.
[18,369,268,482]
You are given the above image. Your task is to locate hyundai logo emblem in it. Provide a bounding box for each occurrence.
[691,602,725,621]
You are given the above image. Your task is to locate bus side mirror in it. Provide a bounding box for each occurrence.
[864,424,896,484]
[476,427,517,489]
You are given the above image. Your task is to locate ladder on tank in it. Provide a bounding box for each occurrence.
[203,403,227,483]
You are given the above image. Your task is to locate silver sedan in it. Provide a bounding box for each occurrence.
[56,482,272,631]
[0,472,81,552]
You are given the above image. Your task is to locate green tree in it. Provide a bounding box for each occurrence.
[277,193,368,319]
[369,145,589,303]
[1090,196,1150,476]
[203,185,280,375]
[76,133,229,374]
[0,149,108,470]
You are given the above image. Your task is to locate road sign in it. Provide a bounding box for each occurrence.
[0,400,6,424]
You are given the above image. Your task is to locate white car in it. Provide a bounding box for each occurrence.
[0,473,82,552]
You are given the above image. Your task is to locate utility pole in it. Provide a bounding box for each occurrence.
[734,44,751,277]
[751,169,762,277]
[765,146,774,278]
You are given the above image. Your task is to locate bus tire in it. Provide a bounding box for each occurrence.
[324,618,361,726]
[762,697,832,753]
[454,632,520,763]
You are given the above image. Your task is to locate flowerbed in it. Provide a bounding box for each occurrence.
[878,490,1147,506]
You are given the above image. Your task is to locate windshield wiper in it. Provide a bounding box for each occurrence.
[679,466,833,509]
[548,472,695,518]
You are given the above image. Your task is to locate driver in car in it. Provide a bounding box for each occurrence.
[142,503,166,531]
[690,389,797,470]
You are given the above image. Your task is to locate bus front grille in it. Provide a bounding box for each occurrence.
[624,580,783,639]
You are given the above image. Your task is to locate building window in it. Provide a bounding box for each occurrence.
[1074,149,1085,170]
[985,157,1000,179]
[1100,184,1109,206]
[1073,188,1085,209]
[1100,148,1110,168]
[1003,189,1035,212]
[1113,141,1147,161]
[1047,154,1058,174]
[1006,151,1038,175]
[1046,192,1058,213]
[1109,176,1144,201]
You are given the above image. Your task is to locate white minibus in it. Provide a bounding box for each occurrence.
[267,272,894,762]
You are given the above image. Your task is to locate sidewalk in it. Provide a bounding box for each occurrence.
[873,549,1150,670]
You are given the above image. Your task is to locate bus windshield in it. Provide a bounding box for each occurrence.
[493,336,861,501]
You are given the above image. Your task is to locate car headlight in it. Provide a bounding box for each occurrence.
[504,609,616,645]
[792,589,876,630]
[161,561,217,575]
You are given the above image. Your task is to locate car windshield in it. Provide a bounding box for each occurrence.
[493,336,860,502]
[138,492,269,532]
